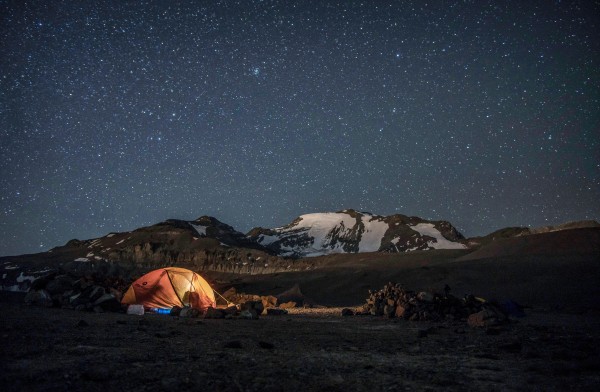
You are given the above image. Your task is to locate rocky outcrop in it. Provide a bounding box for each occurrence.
[521,220,600,235]
[42,216,301,275]
[24,272,127,312]
[358,282,509,325]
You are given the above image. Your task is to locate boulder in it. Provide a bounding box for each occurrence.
[383,304,395,318]
[417,291,434,302]
[468,309,500,328]
[395,305,407,318]
[170,306,183,316]
[204,307,226,319]
[29,273,56,291]
[223,305,239,316]
[93,293,121,312]
[44,275,75,295]
[240,300,264,316]
[267,308,288,316]
[180,307,200,318]
[279,301,297,309]
[261,295,278,309]
[24,290,53,307]
[370,305,383,316]
[341,308,355,316]
[239,310,258,319]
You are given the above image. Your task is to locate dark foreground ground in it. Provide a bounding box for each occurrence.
[1,293,599,392]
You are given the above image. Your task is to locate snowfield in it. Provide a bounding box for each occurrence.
[410,223,466,249]
[359,215,388,252]
[254,211,466,257]
[191,224,207,236]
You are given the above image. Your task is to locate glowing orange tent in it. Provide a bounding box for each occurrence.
[122,267,215,311]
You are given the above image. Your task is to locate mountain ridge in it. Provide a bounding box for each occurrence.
[247,209,467,257]
[1,210,598,292]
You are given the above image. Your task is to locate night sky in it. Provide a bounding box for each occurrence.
[1,1,599,257]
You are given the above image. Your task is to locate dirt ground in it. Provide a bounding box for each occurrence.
[1,293,599,392]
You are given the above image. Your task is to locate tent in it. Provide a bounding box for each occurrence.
[122,267,215,311]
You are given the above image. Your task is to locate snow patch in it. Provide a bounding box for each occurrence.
[358,215,388,252]
[16,272,35,283]
[88,239,101,249]
[86,252,94,257]
[300,213,355,249]
[74,257,89,262]
[116,239,125,245]
[107,233,115,238]
[410,223,466,249]
[191,224,207,236]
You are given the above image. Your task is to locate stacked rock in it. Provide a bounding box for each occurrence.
[25,272,125,312]
[360,282,508,326]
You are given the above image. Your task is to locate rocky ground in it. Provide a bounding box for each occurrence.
[1,292,599,391]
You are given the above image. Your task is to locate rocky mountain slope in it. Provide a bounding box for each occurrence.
[0,216,294,288]
[247,209,466,257]
[465,220,600,248]
[2,211,598,292]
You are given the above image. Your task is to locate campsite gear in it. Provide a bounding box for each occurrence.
[121,267,215,311]
[126,304,145,315]
[152,308,172,315]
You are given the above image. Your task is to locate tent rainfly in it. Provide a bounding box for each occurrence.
[122,267,216,311]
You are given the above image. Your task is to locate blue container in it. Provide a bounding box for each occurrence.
[154,308,171,315]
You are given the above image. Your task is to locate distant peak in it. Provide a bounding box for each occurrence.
[192,216,219,225]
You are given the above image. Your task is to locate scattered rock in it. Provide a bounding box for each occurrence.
[23,272,131,312]
[240,300,264,317]
[468,308,506,328]
[239,310,257,319]
[361,282,510,325]
[417,291,434,302]
[204,307,226,319]
[223,305,239,316]
[279,301,297,309]
[170,306,183,316]
[93,293,121,312]
[180,307,200,318]
[395,305,407,318]
[24,290,53,307]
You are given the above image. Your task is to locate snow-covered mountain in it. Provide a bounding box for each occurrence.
[247,209,466,257]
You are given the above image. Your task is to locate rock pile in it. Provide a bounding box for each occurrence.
[359,282,509,327]
[220,287,279,311]
[203,300,270,320]
[25,272,129,313]
[166,300,287,320]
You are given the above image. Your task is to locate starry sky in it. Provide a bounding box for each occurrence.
[1,1,599,257]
